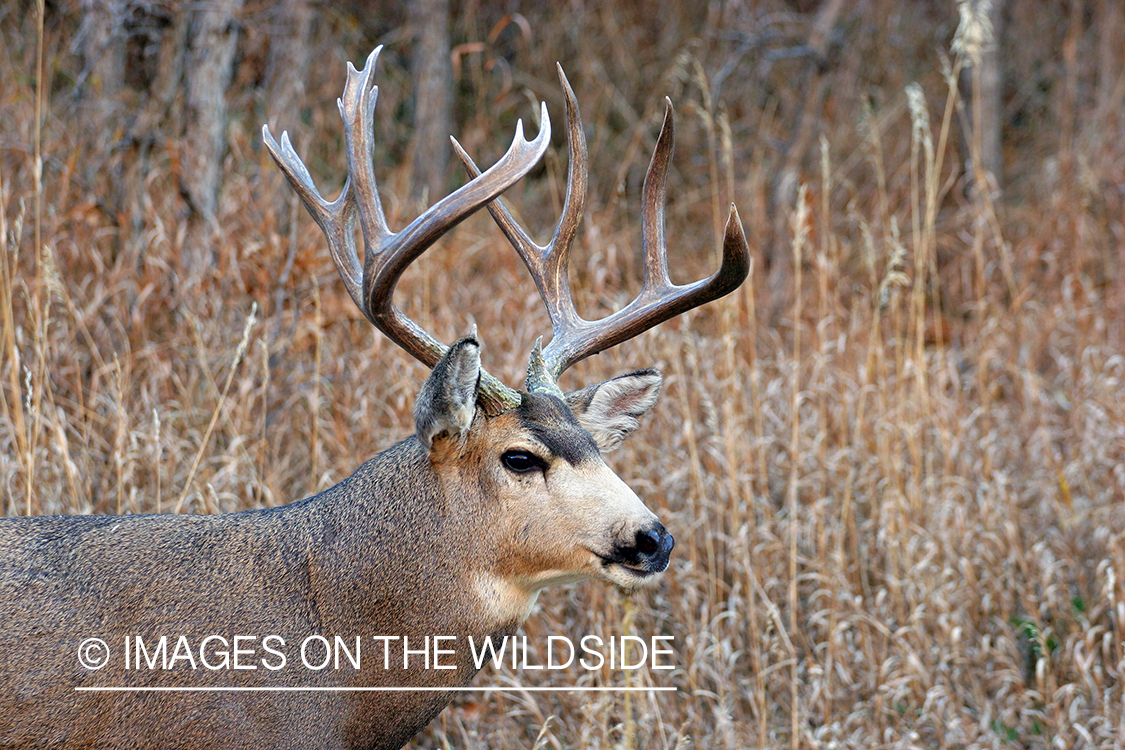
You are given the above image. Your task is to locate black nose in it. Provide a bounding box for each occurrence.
[621,522,673,572]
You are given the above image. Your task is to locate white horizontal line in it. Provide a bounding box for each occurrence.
[76,686,677,693]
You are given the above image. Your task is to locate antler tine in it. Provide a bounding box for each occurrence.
[641,100,676,291]
[265,47,553,414]
[455,68,751,390]
[262,124,364,311]
[451,64,588,373]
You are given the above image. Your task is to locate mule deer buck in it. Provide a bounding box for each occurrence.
[0,48,749,749]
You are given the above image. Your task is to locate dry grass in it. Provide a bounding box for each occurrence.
[3,1,1125,748]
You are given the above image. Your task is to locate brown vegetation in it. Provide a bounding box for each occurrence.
[2,1,1125,747]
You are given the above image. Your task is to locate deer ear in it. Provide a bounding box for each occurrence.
[565,369,662,452]
[415,336,482,450]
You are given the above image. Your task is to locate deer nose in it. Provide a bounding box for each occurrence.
[630,523,673,570]
[635,526,664,555]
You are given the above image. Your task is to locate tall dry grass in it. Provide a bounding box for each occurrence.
[3,1,1125,748]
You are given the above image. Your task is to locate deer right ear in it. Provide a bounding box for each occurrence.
[565,369,662,452]
[414,337,482,450]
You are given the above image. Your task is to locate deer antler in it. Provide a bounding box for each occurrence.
[453,65,751,395]
[263,47,550,414]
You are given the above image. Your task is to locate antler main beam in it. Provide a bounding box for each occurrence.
[263,47,550,414]
[454,65,751,392]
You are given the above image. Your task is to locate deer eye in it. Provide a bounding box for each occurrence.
[501,450,547,474]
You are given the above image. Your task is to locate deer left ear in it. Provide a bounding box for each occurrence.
[415,336,481,450]
[565,369,662,452]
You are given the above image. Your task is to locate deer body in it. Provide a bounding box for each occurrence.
[0,47,749,749]
[1,442,478,750]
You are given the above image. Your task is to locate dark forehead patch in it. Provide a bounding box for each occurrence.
[516,393,600,465]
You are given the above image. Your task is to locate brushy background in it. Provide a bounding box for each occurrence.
[3,1,1125,748]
